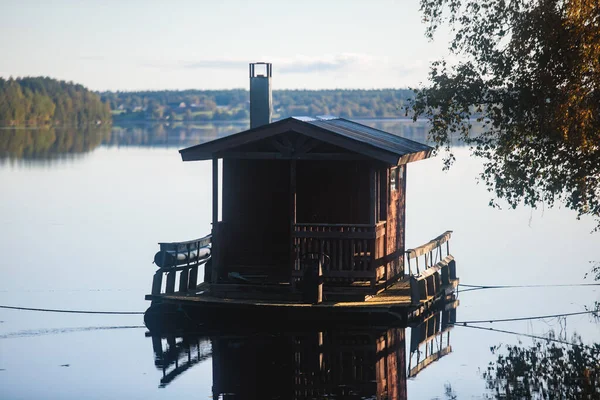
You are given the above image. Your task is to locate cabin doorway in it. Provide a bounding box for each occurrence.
[222,159,291,281]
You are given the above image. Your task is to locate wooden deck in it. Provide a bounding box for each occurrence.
[144,276,458,329]
[144,231,458,331]
[147,278,411,307]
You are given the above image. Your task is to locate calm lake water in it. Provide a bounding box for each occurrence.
[0,120,598,399]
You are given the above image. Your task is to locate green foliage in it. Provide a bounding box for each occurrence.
[586,261,600,314]
[101,89,414,121]
[411,0,600,230]
[484,335,600,399]
[585,261,600,282]
[0,77,111,126]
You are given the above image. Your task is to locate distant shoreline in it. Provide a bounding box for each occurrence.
[0,117,433,130]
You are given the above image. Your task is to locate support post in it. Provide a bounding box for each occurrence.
[211,223,221,284]
[369,166,377,287]
[401,165,407,278]
[302,255,322,304]
[290,159,297,287]
[369,166,377,225]
[211,158,219,284]
[212,158,218,225]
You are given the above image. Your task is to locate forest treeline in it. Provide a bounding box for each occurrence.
[0,77,112,126]
[0,77,415,125]
[100,89,415,121]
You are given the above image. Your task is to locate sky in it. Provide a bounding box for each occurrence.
[0,0,452,92]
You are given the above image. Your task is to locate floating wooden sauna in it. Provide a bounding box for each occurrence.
[144,63,458,325]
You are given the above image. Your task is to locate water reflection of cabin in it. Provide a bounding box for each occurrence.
[151,327,408,399]
[149,302,460,397]
[179,115,432,299]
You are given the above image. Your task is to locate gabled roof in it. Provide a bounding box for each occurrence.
[179,116,433,165]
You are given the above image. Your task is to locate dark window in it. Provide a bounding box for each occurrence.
[390,167,398,191]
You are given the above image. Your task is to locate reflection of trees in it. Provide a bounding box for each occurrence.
[0,122,248,161]
[0,126,111,161]
[484,268,599,399]
[587,262,600,316]
[106,122,247,147]
[0,119,457,162]
[484,333,600,399]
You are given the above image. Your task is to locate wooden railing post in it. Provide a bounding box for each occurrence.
[211,224,221,284]
[405,231,456,306]
[188,265,198,290]
[409,275,420,305]
[179,267,189,292]
[151,271,163,295]
[165,270,176,294]
[370,236,377,288]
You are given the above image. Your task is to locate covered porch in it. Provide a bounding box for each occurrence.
[209,156,397,294]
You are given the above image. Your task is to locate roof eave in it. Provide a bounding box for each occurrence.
[178,116,434,165]
[397,148,434,165]
[179,117,298,161]
[181,151,213,161]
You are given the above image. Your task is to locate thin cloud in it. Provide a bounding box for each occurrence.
[147,54,377,74]
[183,60,246,69]
[79,55,105,61]
[278,54,374,74]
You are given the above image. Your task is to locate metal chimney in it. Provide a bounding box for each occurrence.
[249,62,272,128]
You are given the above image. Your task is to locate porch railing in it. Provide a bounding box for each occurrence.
[292,222,386,282]
[151,234,212,295]
[406,231,456,305]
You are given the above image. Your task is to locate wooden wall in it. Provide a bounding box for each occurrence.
[296,160,370,224]
[384,165,406,280]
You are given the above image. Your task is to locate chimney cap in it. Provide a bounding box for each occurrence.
[249,62,272,78]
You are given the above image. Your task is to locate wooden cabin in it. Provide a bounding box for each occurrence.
[179,115,433,300]
[145,63,457,319]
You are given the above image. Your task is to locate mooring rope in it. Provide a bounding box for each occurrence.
[454,324,598,349]
[0,305,144,315]
[459,282,600,293]
[452,309,598,325]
